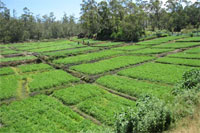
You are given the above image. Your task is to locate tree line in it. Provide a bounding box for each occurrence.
[80,0,200,41]
[0,0,80,43]
[0,0,199,43]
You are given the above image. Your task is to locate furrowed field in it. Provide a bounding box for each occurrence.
[0,36,200,132]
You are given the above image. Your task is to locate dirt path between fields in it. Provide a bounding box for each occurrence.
[70,105,102,125]
[11,67,29,99]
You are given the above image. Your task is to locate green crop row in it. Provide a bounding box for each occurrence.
[129,48,172,54]
[0,67,15,75]
[153,42,200,49]
[72,38,103,44]
[137,36,186,45]
[96,75,174,102]
[53,50,124,65]
[14,40,76,50]
[0,75,20,100]
[43,47,99,58]
[94,42,124,47]
[118,62,193,84]
[176,37,200,42]
[156,57,200,67]
[17,63,53,73]
[183,47,200,54]
[0,49,21,55]
[112,45,146,51]
[167,52,200,59]
[0,95,100,132]
[28,70,79,92]
[71,55,154,75]
[53,84,136,126]
[28,43,84,53]
[0,56,37,63]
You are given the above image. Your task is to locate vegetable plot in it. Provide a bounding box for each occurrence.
[70,55,154,75]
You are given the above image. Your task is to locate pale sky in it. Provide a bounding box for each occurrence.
[2,0,198,20]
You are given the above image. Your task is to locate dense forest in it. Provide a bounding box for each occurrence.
[0,0,199,43]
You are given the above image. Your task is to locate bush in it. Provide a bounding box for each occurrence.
[115,96,172,133]
[171,68,200,119]
[181,69,200,90]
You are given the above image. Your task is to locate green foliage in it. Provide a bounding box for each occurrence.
[0,67,14,75]
[176,37,200,42]
[71,56,154,75]
[44,47,99,58]
[181,69,200,89]
[183,47,200,54]
[0,49,21,55]
[156,57,200,67]
[77,93,136,126]
[115,96,172,133]
[154,42,200,49]
[167,52,200,59]
[28,70,79,92]
[53,84,106,105]
[112,45,145,51]
[53,84,136,126]
[118,63,193,84]
[18,63,53,73]
[137,36,185,45]
[94,42,123,47]
[130,48,172,54]
[0,75,19,100]
[0,95,100,132]
[53,50,124,65]
[96,75,174,102]
[0,56,37,63]
[28,42,83,53]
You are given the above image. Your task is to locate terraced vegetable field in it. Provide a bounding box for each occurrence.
[137,36,186,45]
[70,55,154,75]
[0,36,199,132]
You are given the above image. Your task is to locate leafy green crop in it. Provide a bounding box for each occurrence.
[118,63,193,84]
[183,47,200,54]
[96,75,174,102]
[53,84,106,105]
[0,75,20,100]
[0,49,21,55]
[0,67,15,75]
[94,42,123,47]
[71,56,154,75]
[0,56,37,63]
[176,37,200,42]
[43,47,98,58]
[156,57,200,67]
[130,48,172,54]
[137,36,185,45]
[53,50,124,65]
[0,95,100,132]
[167,52,200,59]
[18,63,53,73]
[28,70,79,92]
[112,45,145,51]
[153,42,200,49]
[53,84,136,126]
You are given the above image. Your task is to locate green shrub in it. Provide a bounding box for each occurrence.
[181,69,200,89]
[115,96,172,133]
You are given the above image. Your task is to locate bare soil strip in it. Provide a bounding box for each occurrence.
[0,59,38,68]
[95,83,137,101]
[116,74,173,87]
[70,105,102,125]
[156,61,200,68]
